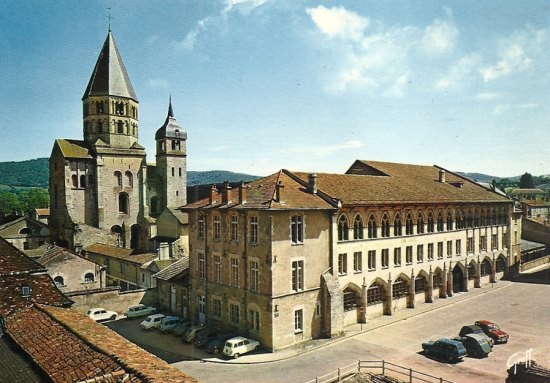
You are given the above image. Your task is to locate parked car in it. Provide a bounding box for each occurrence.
[422,338,467,363]
[223,336,260,359]
[183,325,205,343]
[159,316,181,332]
[454,334,492,358]
[194,328,221,348]
[124,304,156,318]
[475,320,509,344]
[173,321,193,336]
[140,313,165,330]
[205,333,238,354]
[458,325,494,347]
[87,308,117,322]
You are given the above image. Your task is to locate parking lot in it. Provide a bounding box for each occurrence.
[106,277,550,383]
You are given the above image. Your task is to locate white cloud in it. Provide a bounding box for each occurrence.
[519,103,538,109]
[480,26,548,82]
[421,19,458,54]
[279,140,364,156]
[384,71,410,98]
[306,5,369,42]
[223,0,268,16]
[436,53,480,89]
[475,92,499,101]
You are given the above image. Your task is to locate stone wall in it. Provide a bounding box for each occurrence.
[66,287,157,315]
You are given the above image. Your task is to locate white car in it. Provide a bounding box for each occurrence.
[223,336,260,358]
[87,308,118,322]
[124,304,157,318]
[140,313,165,330]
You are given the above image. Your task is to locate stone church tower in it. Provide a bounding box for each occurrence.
[49,30,186,252]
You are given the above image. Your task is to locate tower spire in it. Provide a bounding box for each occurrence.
[168,94,174,118]
[107,7,113,32]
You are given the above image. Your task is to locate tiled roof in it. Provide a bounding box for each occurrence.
[153,256,189,281]
[0,335,45,383]
[35,208,50,216]
[85,243,133,258]
[511,188,545,195]
[55,139,93,159]
[0,237,44,274]
[36,243,98,267]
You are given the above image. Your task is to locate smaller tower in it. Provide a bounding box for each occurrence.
[155,98,187,213]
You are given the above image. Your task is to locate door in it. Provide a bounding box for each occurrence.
[198,295,206,324]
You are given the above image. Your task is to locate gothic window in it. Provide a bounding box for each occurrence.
[367,282,386,306]
[437,211,444,232]
[446,211,453,230]
[427,211,435,233]
[405,213,414,235]
[125,171,133,188]
[392,278,408,299]
[367,214,377,238]
[456,209,464,229]
[80,175,87,188]
[343,287,359,311]
[353,214,363,240]
[117,120,124,134]
[417,213,425,234]
[119,192,129,214]
[98,120,103,132]
[114,171,122,187]
[381,213,390,237]
[337,215,349,241]
[393,213,402,236]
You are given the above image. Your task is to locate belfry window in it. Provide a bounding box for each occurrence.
[115,102,125,115]
[96,102,104,114]
[80,175,87,188]
[72,174,78,188]
[114,171,122,187]
[117,120,124,134]
[119,192,129,214]
[125,171,133,188]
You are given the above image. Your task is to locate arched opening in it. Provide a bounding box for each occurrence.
[343,284,363,324]
[452,263,465,293]
[125,171,133,188]
[456,209,464,229]
[468,260,477,281]
[343,286,359,311]
[367,280,387,313]
[117,120,124,133]
[415,272,430,303]
[72,174,78,188]
[80,174,87,188]
[337,215,349,241]
[433,268,445,298]
[150,196,160,217]
[427,211,435,233]
[446,210,453,230]
[19,227,32,235]
[118,192,129,214]
[367,214,377,238]
[84,273,94,282]
[111,225,123,246]
[381,213,390,237]
[480,258,493,277]
[417,212,425,234]
[53,276,64,286]
[114,171,122,187]
[130,224,140,251]
[353,214,363,240]
[496,256,506,274]
[393,213,402,236]
[405,213,414,235]
[393,275,412,307]
[437,211,444,232]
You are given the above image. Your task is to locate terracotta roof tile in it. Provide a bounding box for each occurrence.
[84,244,156,265]
[153,256,189,281]
[0,237,44,273]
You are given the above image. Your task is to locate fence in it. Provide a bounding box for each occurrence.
[304,360,453,383]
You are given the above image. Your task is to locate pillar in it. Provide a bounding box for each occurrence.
[408,269,415,308]
[440,265,447,298]
[427,268,433,303]
[386,274,393,315]
[447,263,454,297]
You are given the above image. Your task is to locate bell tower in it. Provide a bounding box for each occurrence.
[82,30,139,148]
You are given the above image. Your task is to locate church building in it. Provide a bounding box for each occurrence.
[49,30,187,252]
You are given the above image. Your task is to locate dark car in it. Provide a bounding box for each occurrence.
[454,334,492,358]
[475,320,509,344]
[422,338,467,363]
[173,321,192,336]
[458,325,494,347]
[205,333,238,354]
[194,328,221,347]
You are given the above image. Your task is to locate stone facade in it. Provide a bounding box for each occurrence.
[0,217,50,251]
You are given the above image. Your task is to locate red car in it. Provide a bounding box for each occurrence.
[475,320,509,344]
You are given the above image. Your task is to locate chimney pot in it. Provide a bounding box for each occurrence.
[439,169,446,183]
[275,180,284,202]
[222,181,232,204]
[308,173,318,194]
[239,181,247,204]
[209,185,218,205]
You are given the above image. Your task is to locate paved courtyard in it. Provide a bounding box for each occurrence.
[107,272,550,383]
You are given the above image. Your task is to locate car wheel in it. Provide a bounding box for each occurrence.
[253,345,259,351]
[233,353,240,359]
[110,315,116,320]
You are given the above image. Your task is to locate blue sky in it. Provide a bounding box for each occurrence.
[1,1,548,178]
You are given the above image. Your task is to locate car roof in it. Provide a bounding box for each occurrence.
[227,336,247,342]
[436,338,461,345]
[146,313,165,319]
[129,304,146,308]
[163,316,179,320]
[476,320,493,325]
[465,333,487,341]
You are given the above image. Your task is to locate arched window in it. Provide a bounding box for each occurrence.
[54,276,64,286]
[468,261,476,280]
[80,174,87,188]
[405,213,414,235]
[417,213,425,234]
[367,281,386,306]
[381,213,390,237]
[392,277,408,299]
[19,227,32,235]
[72,174,78,188]
[84,273,94,282]
[491,209,498,226]
[480,259,492,276]
[456,209,464,229]
[119,192,129,214]
[114,171,122,187]
[474,210,480,227]
[437,211,444,232]
[367,214,377,239]
[446,211,453,230]
[393,213,402,236]
[496,257,506,273]
[343,287,359,311]
[125,171,133,188]
[353,215,363,240]
[427,212,435,233]
[130,224,140,250]
[337,215,349,241]
[96,101,104,114]
[117,120,124,134]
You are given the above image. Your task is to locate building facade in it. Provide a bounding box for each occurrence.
[49,30,187,253]
[182,161,520,351]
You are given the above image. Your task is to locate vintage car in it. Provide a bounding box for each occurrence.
[475,320,509,344]
[124,304,157,318]
[422,338,467,363]
[458,325,494,347]
[454,334,492,358]
[223,336,260,359]
[87,308,117,322]
[140,313,165,330]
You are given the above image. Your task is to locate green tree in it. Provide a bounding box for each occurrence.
[0,191,22,215]
[519,172,535,189]
[18,188,49,215]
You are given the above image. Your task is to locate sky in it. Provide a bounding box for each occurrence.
[0,1,549,178]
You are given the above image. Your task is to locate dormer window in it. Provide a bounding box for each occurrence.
[22,286,31,297]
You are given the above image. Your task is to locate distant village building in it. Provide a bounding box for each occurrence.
[510,188,550,218]
[0,216,50,251]
[182,161,520,351]
[48,30,188,254]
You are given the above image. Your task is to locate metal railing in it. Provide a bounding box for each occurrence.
[305,360,453,383]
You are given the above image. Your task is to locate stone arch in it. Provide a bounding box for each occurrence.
[495,254,506,274]
[337,214,350,241]
[415,270,431,303]
[432,267,446,298]
[353,213,364,240]
[343,282,362,317]
[393,273,412,308]
[480,256,493,277]
[452,262,466,293]
[366,278,389,315]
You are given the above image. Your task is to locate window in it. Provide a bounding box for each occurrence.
[250,216,259,244]
[231,258,239,287]
[405,213,414,235]
[118,192,129,214]
[115,101,124,115]
[367,284,384,306]
[114,171,122,187]
[427,212,435,233]
[22,286,31,297]
[480,259,492,276]
[230,303,240,324]
[368,250,376,270]
[393,214,402,236]
[80,174,87,188]
[368,214,377,238]
[417,245,424,263]
[417,213,425,234]
[353,215,364,239]
[338,253,347,275]
[213,299,222,319]
[19,227,32,235]
[353,251,362,272]
[171,167,175,177]
[84,273,94,282]
[198,216,205,239]
[343,287,358,311]
[248,309,260,332]
[428,243,434,260]
[394,248,401,266]
[456,210,464,229]
[125,171,133,188]
[381,249,389,268]
[231,215,238,242]
[199,253,206,279]
[447,240,453,257]
[338,215,349,241]
[467,237,474,253]
[212,255,221,283]
[117,120,124,133]
[294,309,303,332]
[393,279,407,299]
[54,276,64,286]
[456,239,462,255]
[96,101,104,114]
[446,211,453,230]
[479,236,487,252]
[492,234,498,250]
[179,167,182,177]
[406,246,413,265]
[437,211,444,232]
[437,242,444,259]
[292,260,304,291]
[250,260,259,292]
[291,215,304,244]
[381,213,390,237]
[213,215,221,241]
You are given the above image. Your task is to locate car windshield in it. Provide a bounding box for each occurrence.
[488,324,498,330]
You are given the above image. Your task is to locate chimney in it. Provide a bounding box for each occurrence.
[308,173,318,194]
[209,185,218,205]
[275,180,284,202]
[238,181,247,204]
[222,181,232,204]
[438,169,446,183]
[158,242,170,260]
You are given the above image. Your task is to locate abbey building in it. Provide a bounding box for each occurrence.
[49,30,187,252]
